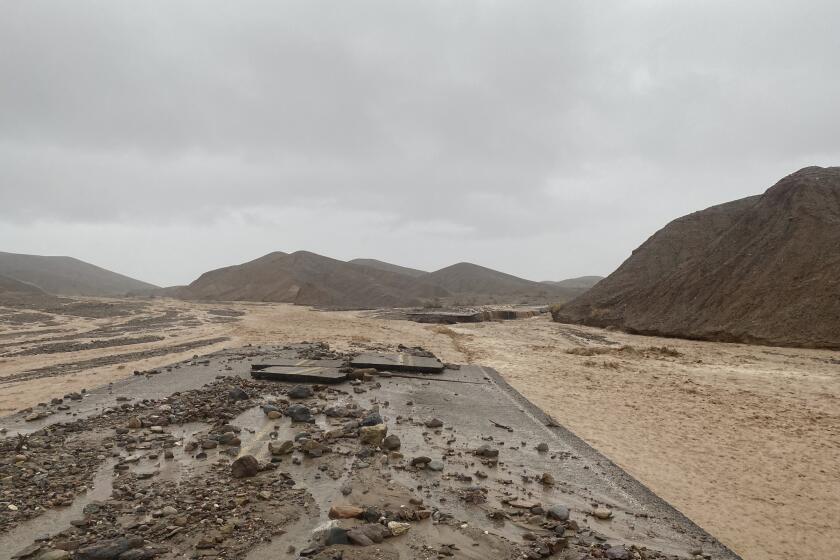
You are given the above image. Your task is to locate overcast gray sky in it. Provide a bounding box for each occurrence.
[1,1,838,286]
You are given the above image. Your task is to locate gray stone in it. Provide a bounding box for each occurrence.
[287,404,313,423]
[547,505,570,521]
[606,546,630,560]
[288,385,314,399]
[360,412,383,426]
[227,387,249,401]
[381,434,401,450]
[324,527,349,545]
[268,440,294,455]
[75,537,143,560]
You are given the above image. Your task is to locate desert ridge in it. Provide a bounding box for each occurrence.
[553,166,840,349]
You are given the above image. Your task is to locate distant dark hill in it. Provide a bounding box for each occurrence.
[542,276,604,292]
[0,251,158,297]
[350,258,427,278]
[554,166,840,349]
[427,262,547,296]
[183,251,450,309]
[425,262,580,304]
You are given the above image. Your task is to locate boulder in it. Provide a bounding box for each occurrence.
[231,455,259,478]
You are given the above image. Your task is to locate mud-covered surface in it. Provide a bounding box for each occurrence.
[1,344,739,560]
[0,298,244,412]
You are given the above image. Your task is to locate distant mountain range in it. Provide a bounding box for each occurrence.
[554,166,840,349]
[541,276,603,290]
[0,251,157,297]
[0,250,597,308]
[176,251,592,308]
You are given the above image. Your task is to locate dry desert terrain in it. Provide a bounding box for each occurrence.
[1,298,838,560]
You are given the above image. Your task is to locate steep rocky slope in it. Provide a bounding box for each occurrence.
[554,166,840,348]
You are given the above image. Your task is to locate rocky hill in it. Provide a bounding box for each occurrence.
[0,251,158,297]
[553,166,840,349]
[183,251,449,309]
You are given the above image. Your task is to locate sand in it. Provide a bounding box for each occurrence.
[1,300,838,560]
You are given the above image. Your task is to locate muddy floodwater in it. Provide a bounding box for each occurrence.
[1,299,838,560]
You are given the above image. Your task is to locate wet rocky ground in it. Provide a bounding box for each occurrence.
[1,343,740,560]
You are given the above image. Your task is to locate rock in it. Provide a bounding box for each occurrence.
[328,505,364,519]
[117,551,157,560]
[287,404,313,423]
[425,418,443,428]
[536,442,549,452]
[267,410,282,420]
[540,472,555,486]
[288,385,314,399]
[388,521,411,536]
[12,544,42,559]
[231,455,260,478]
[411,456,432,467]
[268,440,294,455]
[346,529,373,547]
[474,444,499,458]
[381,434,401,450]
[350,368,377,380]
[220,433,241,446]
[161,505,178,516]
[324,527,349,545]
[547,505,570,521]
[428,460,444,471]
[347,524,391,546]
[75,537,143,560]
[361,412,383,426]
[325,406,348,417]
[36,551,70,560]
[593,507,613,520]
[606,546,630,560]
[301,439,327,457]
[227,387,249,401]
[200,439,218,450]
[359,424,387,446]
[127,417,142,429]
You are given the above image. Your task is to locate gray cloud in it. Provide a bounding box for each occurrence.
[1,1,838,285]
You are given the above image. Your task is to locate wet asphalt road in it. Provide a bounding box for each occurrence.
[0,345,742,560]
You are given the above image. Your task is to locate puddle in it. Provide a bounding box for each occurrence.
[0,458,116,553]
[128,422,214,483]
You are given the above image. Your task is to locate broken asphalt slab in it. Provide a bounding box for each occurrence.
[0,343,741,560]
[251,365,348,384]
[350,352,445,373]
